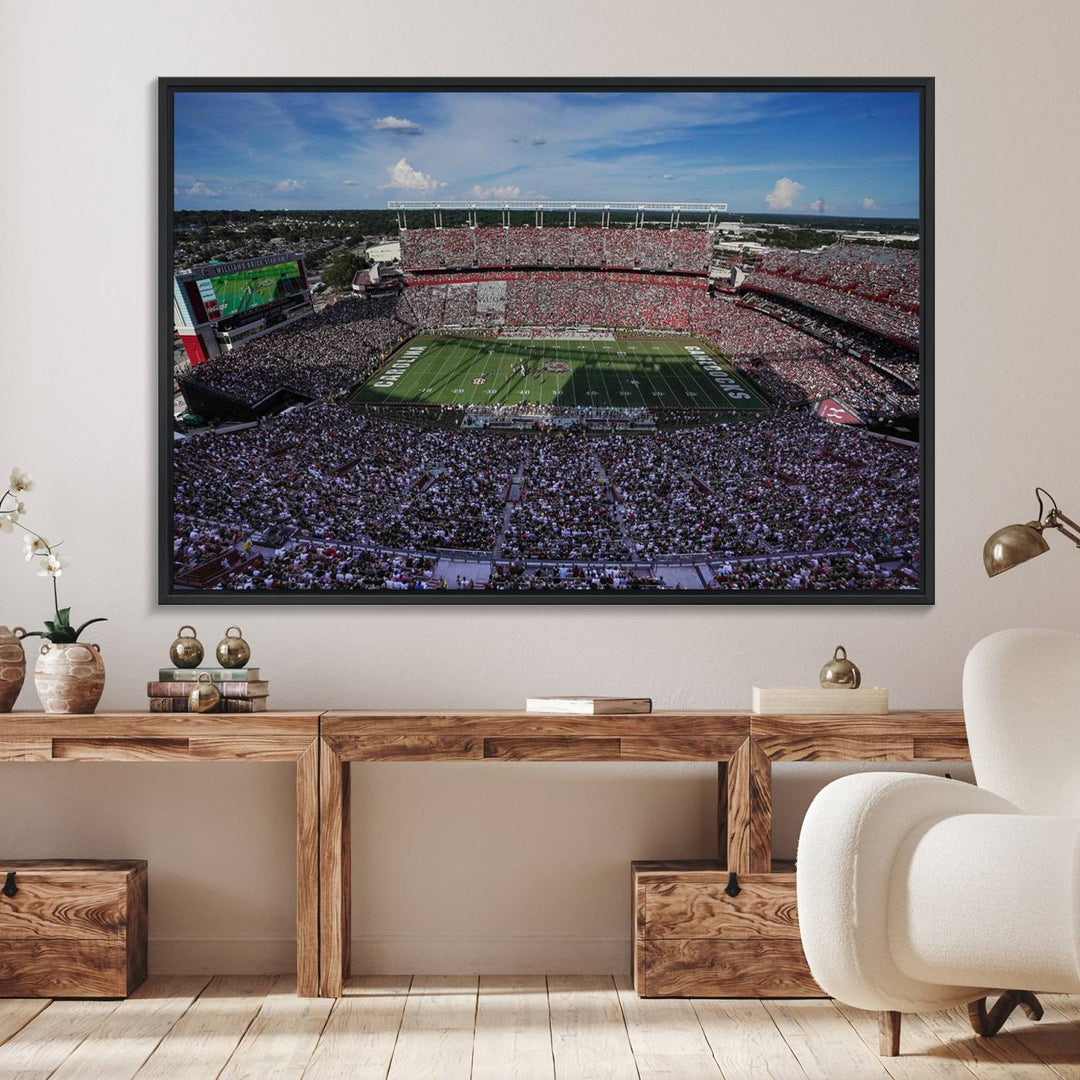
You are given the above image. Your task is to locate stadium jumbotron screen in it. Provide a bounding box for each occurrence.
[204,260,304,319]
[160,78,933,604]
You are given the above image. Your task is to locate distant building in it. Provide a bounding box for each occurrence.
[365,240,402,264]
[838,231,919,245]
[712,240,770,273]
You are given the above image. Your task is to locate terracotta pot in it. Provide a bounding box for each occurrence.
[0,626,27,713]
[34,642,106,715]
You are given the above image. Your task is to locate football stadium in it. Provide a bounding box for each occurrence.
[172,204,922,595]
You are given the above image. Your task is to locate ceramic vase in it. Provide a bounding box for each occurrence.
[34,642,106,714]
[0,626,27,713]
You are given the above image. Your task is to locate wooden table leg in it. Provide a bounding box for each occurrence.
[726,738,772,874]
[717,761,728,869]
[319,738,351,997]
[296,738,320,997]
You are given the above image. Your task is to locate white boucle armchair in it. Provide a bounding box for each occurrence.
[797,628,1080,1056]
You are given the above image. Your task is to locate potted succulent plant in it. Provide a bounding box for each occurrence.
[1,468,108,714]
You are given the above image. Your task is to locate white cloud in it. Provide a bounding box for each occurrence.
[764,177,805,210]
[809,198,832,212]
[862,197,877,210]
[371,115,424,135]
[341,179,359,186]
[383,157,445,192]
[467,184,521,199]
[185,180,220,197]
[275,179,305,193]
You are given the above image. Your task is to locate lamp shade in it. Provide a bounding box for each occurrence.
[983,522,1050,577]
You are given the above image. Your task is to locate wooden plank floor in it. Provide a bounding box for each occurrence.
[1,976,1078,1079]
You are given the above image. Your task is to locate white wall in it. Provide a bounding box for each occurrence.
[2,0,1079,974]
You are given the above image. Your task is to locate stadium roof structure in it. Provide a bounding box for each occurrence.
[387,199,728,229]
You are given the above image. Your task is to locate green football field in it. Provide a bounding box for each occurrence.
[349,335,768,410]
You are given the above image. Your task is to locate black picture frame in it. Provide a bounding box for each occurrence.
[159,76,934,606]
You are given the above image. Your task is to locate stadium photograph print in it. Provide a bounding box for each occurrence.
[160,78,933,604]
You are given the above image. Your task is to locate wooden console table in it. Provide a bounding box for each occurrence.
[318,708,969,998]
[1,708,971,999]
[0,712,322,997]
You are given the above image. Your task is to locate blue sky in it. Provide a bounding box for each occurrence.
[174,90,920,218]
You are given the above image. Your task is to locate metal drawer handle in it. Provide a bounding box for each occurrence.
[724,871,741,898]
[2,871,16,898]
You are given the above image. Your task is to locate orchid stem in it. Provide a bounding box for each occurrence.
[10,518,51,551]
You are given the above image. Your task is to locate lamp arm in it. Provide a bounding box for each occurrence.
[1048,509,1080,548]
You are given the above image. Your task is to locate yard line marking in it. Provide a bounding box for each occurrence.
[650,343,691,409]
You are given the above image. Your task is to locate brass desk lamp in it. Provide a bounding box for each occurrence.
[984,488,1080,577]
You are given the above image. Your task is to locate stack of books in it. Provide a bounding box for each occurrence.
[524,696,651,715]
[147,667,269,713]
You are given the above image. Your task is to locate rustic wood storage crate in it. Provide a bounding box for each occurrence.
[632,860,822,998]
[0,859,148,998]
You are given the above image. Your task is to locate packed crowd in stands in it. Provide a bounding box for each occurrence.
[501,433,627,561]
[737,293,919,387]
[598,414,918,568]
[737,354,912,416]
[707,552,916,591]
[173,403,919,592]
[743,244,919,347]
[758,243,919,310]
[174,401,519,559]
[173,514,247,576]
[404,271,708,334]
[400,226,711,273]
[217,541,438,591]
[182,295,410,407]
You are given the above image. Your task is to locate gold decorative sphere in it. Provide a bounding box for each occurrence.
[169,625,204,669]
[215,626,251,669]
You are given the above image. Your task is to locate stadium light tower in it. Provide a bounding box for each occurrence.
[385,198,729,231]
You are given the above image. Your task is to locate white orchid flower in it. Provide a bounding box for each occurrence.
[8,468,33,493]
[38,552,69,578]
[23,534,49,560]
[0,513,14,534]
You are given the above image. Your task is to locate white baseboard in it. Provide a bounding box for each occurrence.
[149,935,630,975]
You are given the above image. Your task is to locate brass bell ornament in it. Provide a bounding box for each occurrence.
[820,645,861,689]
[188,672,221,713]
[169,625,204,669]
[215,626,251,669]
